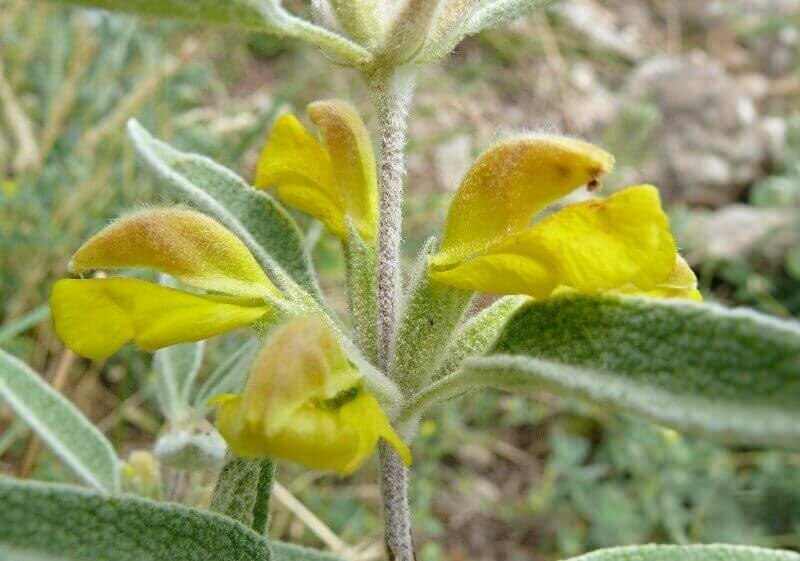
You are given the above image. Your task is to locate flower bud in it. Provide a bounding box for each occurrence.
[121,451,162,498]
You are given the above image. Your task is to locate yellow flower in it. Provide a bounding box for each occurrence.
[254,100,378,242]
[213,316,411,475]
[51,208,284,359]
[429,135,699,300]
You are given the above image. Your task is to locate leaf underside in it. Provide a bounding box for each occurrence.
[0,349,119,493]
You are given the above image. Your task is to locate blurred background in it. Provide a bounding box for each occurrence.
[1,1,800,559]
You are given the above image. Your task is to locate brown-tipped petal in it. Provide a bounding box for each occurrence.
[69,208,279,301]
[433,134,615,267]
[307,99,378,242]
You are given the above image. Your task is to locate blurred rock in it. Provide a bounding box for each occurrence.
[677,204,795,262]
[567,63,617,133]
[748,25,799,77]
[434,133,473,191]
[555,0,644,62]
[617,51,784,205]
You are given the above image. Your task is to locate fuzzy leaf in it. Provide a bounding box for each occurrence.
[0,349,119,493]
[272,543,342,561]
[211,457,277,535]
[0,305,49,345]
[127,119,321,301]
[465,0,553,37]
[343,223,378,363]
[194,338,260,410]
[434,295,527,381]
[0,478,342,561]
[153,341,204,422]
[0,477,268,560]
[391,240,472,395]
[47,0,371,65]
[376,0,441,64]
[405,296,800,447]
[49,0,275,31]
[416,0,481,62]
[420,0,552,61]
[562,545,799,561]
[330,0,380,48]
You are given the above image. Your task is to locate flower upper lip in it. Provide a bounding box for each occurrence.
[50,207,285,359]
[428,135,698,301]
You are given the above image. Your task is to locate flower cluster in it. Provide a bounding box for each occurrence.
[51,99,698,475]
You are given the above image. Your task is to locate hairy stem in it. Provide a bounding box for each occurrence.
[368,68,416,561]
[369,68,416,375]
[378,442,414,561]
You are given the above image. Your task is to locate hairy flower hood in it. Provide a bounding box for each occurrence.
[213,316,411,475]
[429,134,700,301]
[51,208,284,359]
[255,100,378,242]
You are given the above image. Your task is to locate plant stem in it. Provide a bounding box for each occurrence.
[378,442,414,561]
[368,67,416,561]
[369,68,416,375]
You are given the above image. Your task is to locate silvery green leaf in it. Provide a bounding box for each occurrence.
[419,0,551,62]
[416,0,482,62]
[391,239,472,394]
[46,0,371,65]
[193,338,260,410]
[434,295,527,381]
[375,0,442,65]
[465,0,553,36]
[211,457,276,535]
[0,477,273,560]
[562,545,799,561]
[272,542,342,561]
[153,341,204,422]
[0,349,119,493]
[153,420,227,470]
[127,119,322,302]
[50,0,276,30]
[0,305,49,345]
[0,420,27,456]
[329,0,381,49]
[343,222,378,363]
[404,296,800,447]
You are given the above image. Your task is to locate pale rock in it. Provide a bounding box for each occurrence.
[434,133,473,191]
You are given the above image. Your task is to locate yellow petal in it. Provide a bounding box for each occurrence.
[69,208,278,301]
[243,316,361,432]
[51,278,270,359]
[340,390,412,471]
[255,113,347,238]
[631,254,702,300]
[215,394,361,474]
[275,182,347,239]
[432,185,676,299]
[433,135,615,267]
[215,388,409,475]
[307,100,378,241]
[213,316,409,475]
